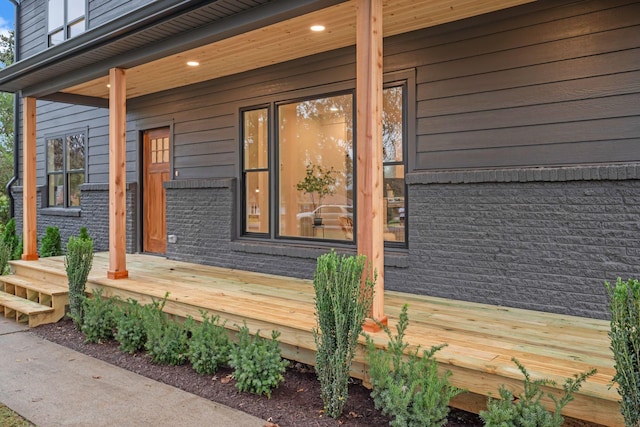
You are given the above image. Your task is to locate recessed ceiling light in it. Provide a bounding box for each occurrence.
[310,25,325,32]
[187,61,200,67]
[106,84,111,88]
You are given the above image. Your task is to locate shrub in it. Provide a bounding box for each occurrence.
[188,311,231,375]
[1,218,21,260]
[0,239,10,275]
[65,235,94,326]
[313,250,375,418]
[78,226,91,241]
[607,277,640,426]
[114,299,148,354]
[39,226,62,257]
[142,293,190,366]
[365,304,461,427]
[81,288,118,343]
[480,358,596,427]
[229,323,288,397]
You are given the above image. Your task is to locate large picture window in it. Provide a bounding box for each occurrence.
[240,83,407,245]
[46,131,85,208]
[48,0,86,46]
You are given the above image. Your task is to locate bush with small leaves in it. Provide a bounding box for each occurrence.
[229,323,288,397]
[607,278,640,426]
[0,239,11,275]
[480,358,596,427]
[365,304,461,427]
[314,250,375,418]
[114,299,148,354]
[39,226,62,257]
[81,288,118,343]
[78,226,91,242]
[1,218,21,260]
[65,235,94,326]
[142,293,190,366]
[188,311,231,375]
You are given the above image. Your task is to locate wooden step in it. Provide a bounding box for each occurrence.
[9,259,68,283]
[0,291,57,327]
[0,274,69,310]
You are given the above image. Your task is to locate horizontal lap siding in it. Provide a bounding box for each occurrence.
[18,0,46,59]
[89,0,155,28]
[406,0,640,170]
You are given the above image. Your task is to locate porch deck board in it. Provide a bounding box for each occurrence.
[14,253,620,425]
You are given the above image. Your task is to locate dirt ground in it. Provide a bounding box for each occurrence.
[33,318,484,427]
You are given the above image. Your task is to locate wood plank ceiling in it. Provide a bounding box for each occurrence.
[63,0,536,100]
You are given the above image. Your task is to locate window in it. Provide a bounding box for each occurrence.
[240,84,407,245]
[242,108,270,234]
[46,131,86,208]
[48,0,86,46]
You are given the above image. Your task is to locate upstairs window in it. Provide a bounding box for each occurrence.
[48,0,86,46]
[46,131,86,208]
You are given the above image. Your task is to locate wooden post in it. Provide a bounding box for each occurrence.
[108,68,128,279]
[356,0,386,330]
[21,97,38,261]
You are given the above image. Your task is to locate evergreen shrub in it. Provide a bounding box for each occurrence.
[365,304,461,427]
[229,323,288,397]
[81,288,118,343]
[114,298,148,354]
[65,234,94,326]
[188,311,231,375]
[39,226,62,257]
[607,277,640,426]
[313,250,375,418]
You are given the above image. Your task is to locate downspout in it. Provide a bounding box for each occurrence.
[5,0,20,218]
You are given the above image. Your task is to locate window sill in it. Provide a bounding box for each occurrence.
[230,239,408,268]
[40,208,81,217]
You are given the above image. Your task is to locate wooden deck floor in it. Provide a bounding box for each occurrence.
[15,253,620,426]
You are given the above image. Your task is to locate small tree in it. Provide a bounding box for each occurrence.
[296,163,337,212]
[39,226,62,257]
[65,235,94,326]
[313,250,375,418]
[607,278,640,426]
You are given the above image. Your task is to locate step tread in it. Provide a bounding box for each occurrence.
[0,291,55,314]
[1,275,68,296]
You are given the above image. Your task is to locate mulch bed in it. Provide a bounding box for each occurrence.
[32,318,483,427]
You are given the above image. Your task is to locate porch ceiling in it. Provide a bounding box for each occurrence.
[63,0,535,100]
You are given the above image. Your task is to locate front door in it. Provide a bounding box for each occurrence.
[143,128,170,254]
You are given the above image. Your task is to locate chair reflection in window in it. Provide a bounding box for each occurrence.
[339,216,353,240]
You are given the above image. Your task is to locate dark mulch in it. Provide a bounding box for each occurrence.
[32,318,483,427]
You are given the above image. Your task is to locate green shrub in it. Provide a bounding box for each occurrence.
[114,299,148,354]
[1,218,21,260]
[229,323,288,397]
[607,277,640,426]
[188,311,231,375]
[142,294,190,366]
[78,226,91,242]
[0,239,10,275]
[81,288,118,343]
[65,235,94,326]
[480,358,596,427]
[39,226,62,257]
[313,250,375,418]
[365,304,461,427]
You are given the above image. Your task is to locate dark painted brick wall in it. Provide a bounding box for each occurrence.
[11,183,137,254]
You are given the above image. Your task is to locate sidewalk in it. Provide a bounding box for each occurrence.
[0,319,266,427]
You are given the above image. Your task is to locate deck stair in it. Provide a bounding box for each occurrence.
[0,261,69,327]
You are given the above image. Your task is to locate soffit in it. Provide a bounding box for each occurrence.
[65,0,536,100]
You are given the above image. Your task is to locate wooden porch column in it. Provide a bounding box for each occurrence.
[108,68,128,279]
[21,96,38,261]
[356,0,386,329]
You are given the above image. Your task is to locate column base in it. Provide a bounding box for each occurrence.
[107,270,129,279]
[21,254,39,261]
[363,315,388,332]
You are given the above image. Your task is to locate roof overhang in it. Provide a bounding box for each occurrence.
[0,0,537,103]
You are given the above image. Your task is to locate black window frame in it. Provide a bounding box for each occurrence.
[47,0,87,47]
[238,77,411,248]
[45,128,87,209]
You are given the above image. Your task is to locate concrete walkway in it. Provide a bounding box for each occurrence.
[0,319,266,427]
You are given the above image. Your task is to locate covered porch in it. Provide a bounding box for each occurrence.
[8,252,620,426]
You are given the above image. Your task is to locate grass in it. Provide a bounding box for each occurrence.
[0,403,34,427]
